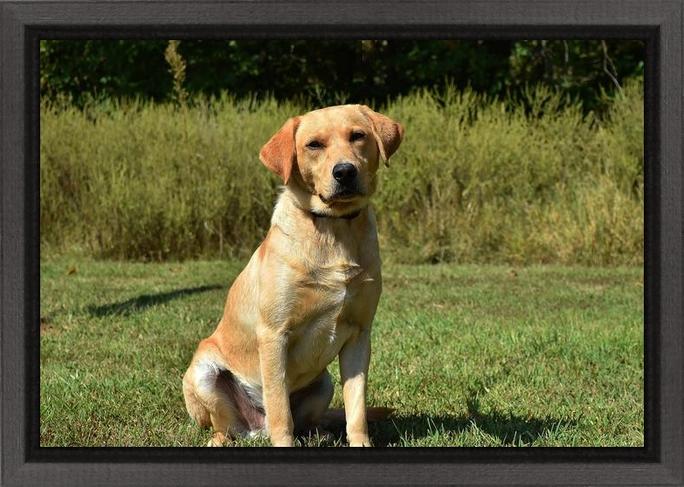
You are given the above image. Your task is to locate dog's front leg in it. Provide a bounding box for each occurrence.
[258,326,294,447]
[339,326,372,447]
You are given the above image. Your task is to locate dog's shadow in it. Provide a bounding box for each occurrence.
[369,411,572,447]
[86,284,223,317]
[315,395,574,447]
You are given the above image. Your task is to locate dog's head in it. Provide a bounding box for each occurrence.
[259,104,403,217]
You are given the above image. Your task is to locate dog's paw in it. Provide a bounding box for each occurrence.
[272,440,294,447]
[348,435,372,447]
[349,441,372,447]
[206,432,226,447]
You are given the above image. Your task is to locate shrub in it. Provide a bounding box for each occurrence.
[41,79,643,265]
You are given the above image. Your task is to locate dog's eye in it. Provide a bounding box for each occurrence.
[350,131,366,142]
[306,140,324,150]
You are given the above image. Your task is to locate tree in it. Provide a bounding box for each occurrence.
[40,39,644,111]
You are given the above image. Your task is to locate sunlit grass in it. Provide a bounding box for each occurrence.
[40,79,643,265]
[40,257,643,447]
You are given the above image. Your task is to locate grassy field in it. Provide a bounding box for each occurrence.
[40,257,644,447]
[40,79,643,266]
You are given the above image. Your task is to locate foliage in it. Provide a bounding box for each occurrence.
[40,79,644,265]
[40,40,171,102]
[376,79,644,265]
[164,40,189,106]
[40,40,644,111]
[508,40,645,113]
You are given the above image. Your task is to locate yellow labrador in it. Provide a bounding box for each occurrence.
[182,104,403,447]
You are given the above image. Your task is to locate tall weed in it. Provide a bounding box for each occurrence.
[41,79,643,264]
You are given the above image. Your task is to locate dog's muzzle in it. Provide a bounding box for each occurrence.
[321,162,362,202]
[332,162,358,185]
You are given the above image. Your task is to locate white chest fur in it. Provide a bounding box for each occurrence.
[285,260,378,390]
[266,195,382,391]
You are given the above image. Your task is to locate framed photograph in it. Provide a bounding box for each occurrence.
[2,0,682,485]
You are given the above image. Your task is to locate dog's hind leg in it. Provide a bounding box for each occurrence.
[183,339,245,446]
[290,369,334,435]
[182,369,211,428]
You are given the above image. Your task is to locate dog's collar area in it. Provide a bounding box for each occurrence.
[310,208,363,220]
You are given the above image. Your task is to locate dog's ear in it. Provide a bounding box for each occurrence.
[259,116,300,184]
[361,106,404,165]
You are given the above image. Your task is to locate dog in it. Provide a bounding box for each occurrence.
[182,104,403,447]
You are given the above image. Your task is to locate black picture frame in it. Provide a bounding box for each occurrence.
[1,1,681,485]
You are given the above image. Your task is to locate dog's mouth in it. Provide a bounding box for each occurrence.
[318,190,363,204]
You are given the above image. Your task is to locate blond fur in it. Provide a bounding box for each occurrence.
[183,105,403,447]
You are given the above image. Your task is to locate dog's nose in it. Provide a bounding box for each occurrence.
[332,163,358,184]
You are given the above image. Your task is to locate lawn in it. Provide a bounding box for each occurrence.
[40,257,644,447]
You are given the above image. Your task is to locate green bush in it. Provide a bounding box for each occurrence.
[41,79,643,265]
[41,40,644,113]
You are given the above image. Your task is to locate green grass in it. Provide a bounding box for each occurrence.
[40,79,643,265]
[41,257,643,447]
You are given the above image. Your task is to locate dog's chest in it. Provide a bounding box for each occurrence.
[299,261,374,334]
[286,260,379,385]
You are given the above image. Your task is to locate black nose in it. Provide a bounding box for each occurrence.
[332,163,358,184]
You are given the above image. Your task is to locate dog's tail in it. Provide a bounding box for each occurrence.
[320,407,395,429]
